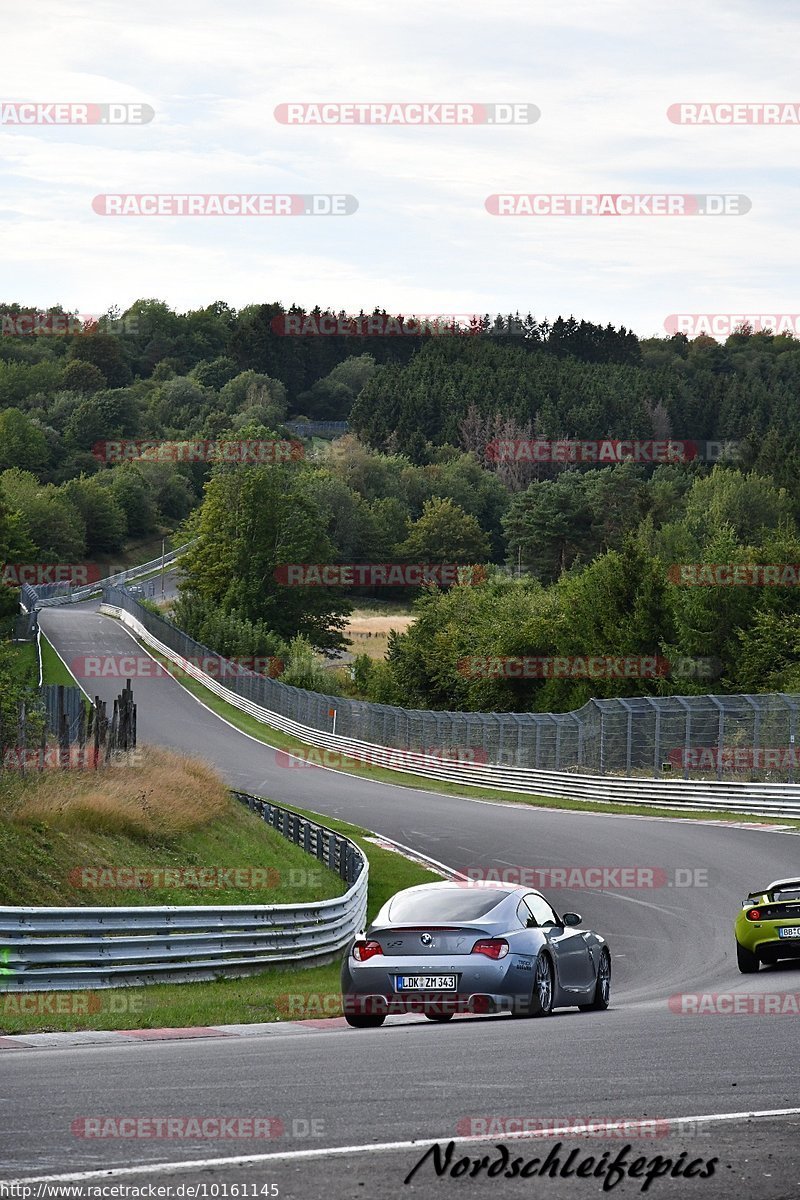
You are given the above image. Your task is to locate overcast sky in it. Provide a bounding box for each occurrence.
[1,0,797,338]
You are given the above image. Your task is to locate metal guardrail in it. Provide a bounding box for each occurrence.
[0,793,368,991]
[95,590,800,786]
[18,585,40,618]
[99,593,800,819]
[20,543,192,609]
[23,547,800,789]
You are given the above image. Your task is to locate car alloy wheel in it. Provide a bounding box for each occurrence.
[530,952,554,1017]
[598,951,611,1003]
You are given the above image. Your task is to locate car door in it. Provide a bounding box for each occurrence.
[522,893,595,991]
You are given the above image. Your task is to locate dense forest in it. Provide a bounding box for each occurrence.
[3,299,800,715]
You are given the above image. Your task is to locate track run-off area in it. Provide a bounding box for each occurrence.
[1,601,798,1198]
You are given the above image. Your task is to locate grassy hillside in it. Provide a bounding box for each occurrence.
[0,748,346,907]
[0,761,442,1035]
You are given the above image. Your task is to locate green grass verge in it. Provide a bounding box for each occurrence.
[0,808,440,1034]
[39,633,82,689]
[0,791,346,910]
[137,641,800,830]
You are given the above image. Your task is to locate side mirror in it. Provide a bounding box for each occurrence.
[562,912,582,927]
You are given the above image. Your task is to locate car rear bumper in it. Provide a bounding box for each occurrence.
[341,953,532,1007]
[342,991,519,1016]
[757,937,800,962]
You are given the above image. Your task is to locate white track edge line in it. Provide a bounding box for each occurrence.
[9,1107,800,1184]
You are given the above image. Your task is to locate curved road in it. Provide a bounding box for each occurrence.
[1,602,798,1197]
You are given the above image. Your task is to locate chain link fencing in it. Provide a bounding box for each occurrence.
[102,586,800,784]
[18,544,190,609]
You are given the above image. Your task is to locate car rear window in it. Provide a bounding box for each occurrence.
[387,889,510,923]
[773,889,800,902]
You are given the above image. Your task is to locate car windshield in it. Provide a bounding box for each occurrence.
[773,888,800,902]
[386,889,511,924]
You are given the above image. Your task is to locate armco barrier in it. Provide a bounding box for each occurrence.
[20,543,192,609]
[98,592,800,819]
[0,794,368,991]
[26,568,800,785]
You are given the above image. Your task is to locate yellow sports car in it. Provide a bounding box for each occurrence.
[735,878,800,973]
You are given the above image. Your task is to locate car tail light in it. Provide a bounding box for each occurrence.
[471,938,509,960]
[746,909,761,921]
[352,940,383,961]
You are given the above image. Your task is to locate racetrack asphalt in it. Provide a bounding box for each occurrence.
[0,602,797,1198]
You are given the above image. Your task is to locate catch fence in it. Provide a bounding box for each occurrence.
[101,587,800,786]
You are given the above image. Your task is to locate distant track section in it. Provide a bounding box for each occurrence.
[101,592,800,819]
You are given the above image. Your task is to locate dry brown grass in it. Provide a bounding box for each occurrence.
[8,748,229,840]
[345,610,415,661]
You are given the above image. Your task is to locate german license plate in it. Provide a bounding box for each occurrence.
[395,975,457,990]
[778,927,800,938]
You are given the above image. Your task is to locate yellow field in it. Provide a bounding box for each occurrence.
[345,610,415,660]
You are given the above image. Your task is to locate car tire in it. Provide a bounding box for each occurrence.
[523,952,555,1018]
[579,949,611,1011]
[344,1013,386,1028]
[736,941,760,974]
[425,1011,454,1022]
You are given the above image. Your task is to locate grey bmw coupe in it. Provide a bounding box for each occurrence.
[341,880,611,1027]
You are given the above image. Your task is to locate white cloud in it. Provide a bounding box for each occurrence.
[0,0,798,334]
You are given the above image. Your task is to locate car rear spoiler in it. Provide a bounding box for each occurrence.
[745,881,800,903]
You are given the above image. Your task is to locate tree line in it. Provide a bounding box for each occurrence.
[4,298,800,714]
